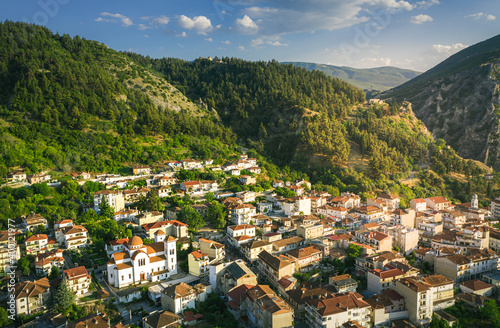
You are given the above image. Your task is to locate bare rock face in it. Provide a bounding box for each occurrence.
[405,62,500,169]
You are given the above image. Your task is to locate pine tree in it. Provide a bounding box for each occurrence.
[50,281,75,311]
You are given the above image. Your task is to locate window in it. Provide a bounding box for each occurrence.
[121,276,124,281]
[129,274,131,279]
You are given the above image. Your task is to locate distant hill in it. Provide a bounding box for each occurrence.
[284,62,421,91]
[381,33,500,169]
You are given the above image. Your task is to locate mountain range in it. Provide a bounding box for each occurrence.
[381,33,500,170]
[284,62,421,91]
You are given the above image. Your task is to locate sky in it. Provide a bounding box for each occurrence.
[1,0,500,72]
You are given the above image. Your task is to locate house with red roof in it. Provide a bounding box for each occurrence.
[64,266,91,296]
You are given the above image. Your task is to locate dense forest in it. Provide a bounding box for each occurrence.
[124,53,365,165]
[0,21,237,175]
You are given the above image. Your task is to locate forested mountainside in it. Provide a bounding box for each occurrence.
[0,21,237,174]
[286,62,421,91]
[381,34,500,169]
[0,21,494,207]
[123,53,365,166]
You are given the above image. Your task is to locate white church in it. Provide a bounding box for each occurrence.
[107,234,177,289]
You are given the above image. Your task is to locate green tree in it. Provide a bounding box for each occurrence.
[0,307,11,328]
[206,202,227,230]
[205,191,215,203]
[50,281,76,311]
[178,205,205,232]
[48,266,60,280]
[99,196,114,218]
[346,243,362,258]
[18,258,30,276]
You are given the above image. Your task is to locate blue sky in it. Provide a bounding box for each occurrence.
[1,0,499,71]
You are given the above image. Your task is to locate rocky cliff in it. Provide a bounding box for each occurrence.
[381,33,500,169]
[401,62,500,168]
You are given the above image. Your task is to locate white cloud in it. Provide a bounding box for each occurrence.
[151,15,170,25]
[416,0,439,9]
[241,0,414,37]
[432,43,468,55]
[465,12,496,21]
[410,14,433,24]
[177,31,188,38]
[222,40,231,44]
[138,24,151,30]
[250,36,288,47]
[177,15,213,35]
[204,38,213,42]
[95,12,133,27]
[238,45,245,51]
[234,15,259,34]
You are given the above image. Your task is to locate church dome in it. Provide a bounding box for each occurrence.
[129,236,143,246]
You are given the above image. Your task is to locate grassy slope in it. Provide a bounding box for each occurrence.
[285,62,421,91]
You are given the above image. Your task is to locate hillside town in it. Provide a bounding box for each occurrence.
[3,154,500,328]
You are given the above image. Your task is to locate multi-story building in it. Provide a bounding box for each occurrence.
[188,250,210,279]
[0,231,20,272]
[242,240,273,262]
[297,223,324,240]
[94,190,125,213]
[25,234,58,255]
[14,278,51,316]
[377,193,400,211]
[391,209,416,228]
[257,250,296,288]
[381,224,419,255]
[143,310,181,328]
[272,236,305,254]
[441,210,467,230]
[64,266,91,296]
[212,259,258,295]
[305,292,372,328]
[329,274,358,293]
[107,235,177,288]
[242,285,294,328]
[34,249,65,276]
[161,282,197,314]
[286,245,323,272]
[135,211,164,225]
[198,238,225,261]
[355,230,392,253]
[425,197,451,211]
[180,180,218,195]
[141,220,189,240]
[132,165,151,175]
[354,206,386,223]
[23,214,49,232]
[423,275,455,311]
[317,205,349,219]
[410,198,427,212]
[490,196,500,221]
[228,203,257,225]
[417,220,443,247]
[394,278,433,326]
[364,289,407,327]
[55,224,88,250]
[367,263,419,295]
[434,249,499,282]
[227,224,256,247]
[283,196,311,216]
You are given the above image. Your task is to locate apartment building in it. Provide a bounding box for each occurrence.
[228,203,257,225]
[25,234,58,255]
[434,249,499,282]
[188,250,210,279]
[94,190,125,213]
[14,278,51,316]
[242,285,294,328]
[257,250,296,288]
[394,278,433,326]
[381,224,419,255]
[297,223,324,240]
[64,266,91,296]
[161,282,197,314]
[283,196,311,216]
[305,292,372,328]
[286,245,323,272]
